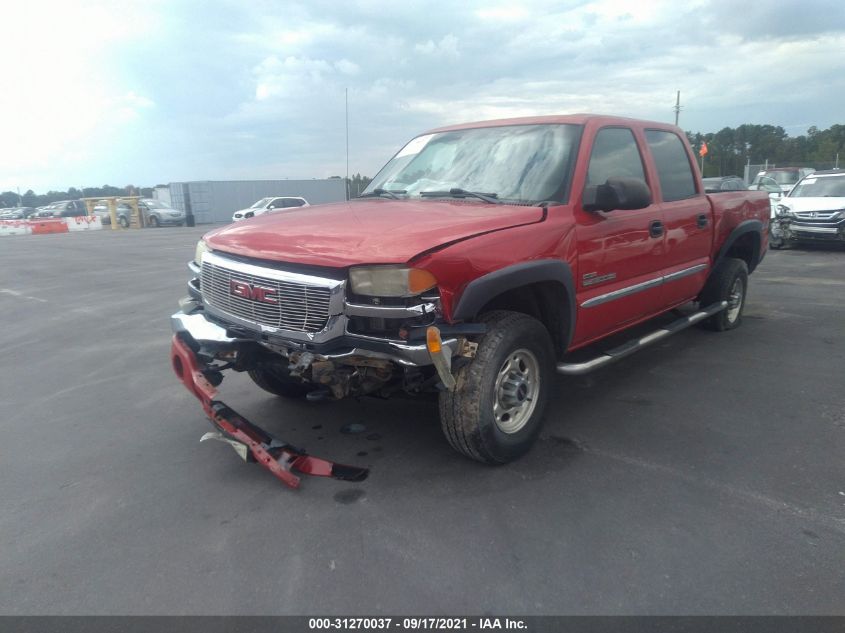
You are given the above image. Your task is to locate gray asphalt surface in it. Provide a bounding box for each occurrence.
[1,228,843,615]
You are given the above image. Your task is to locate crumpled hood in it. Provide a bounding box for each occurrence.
[204,199,545,267]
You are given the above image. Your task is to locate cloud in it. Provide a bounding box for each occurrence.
[414,34,460,58]
[2,0,844,192]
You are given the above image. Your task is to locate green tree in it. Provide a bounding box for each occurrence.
[0,191,20,208]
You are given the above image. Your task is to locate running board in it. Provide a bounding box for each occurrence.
[556,301,728,376]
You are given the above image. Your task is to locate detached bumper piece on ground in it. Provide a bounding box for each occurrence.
[170,334,368,490]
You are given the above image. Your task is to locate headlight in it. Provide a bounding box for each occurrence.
[349,266,437,297]
[194,239,211,265]
[776,205,792,216]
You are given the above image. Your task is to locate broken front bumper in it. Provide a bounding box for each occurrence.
[171,307,463,368]
[170,333,368,489]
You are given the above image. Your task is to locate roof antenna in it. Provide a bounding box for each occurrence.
[345,87,350,200]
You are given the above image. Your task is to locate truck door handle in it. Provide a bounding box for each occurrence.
[697,213,708,228]
[649,220,664,238]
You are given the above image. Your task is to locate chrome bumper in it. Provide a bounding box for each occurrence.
[171,308,458,367]
[790,224,841,234]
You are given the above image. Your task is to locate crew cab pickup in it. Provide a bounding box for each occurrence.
[171,114,770,471]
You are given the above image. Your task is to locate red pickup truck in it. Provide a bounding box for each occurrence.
[170,114,770,484]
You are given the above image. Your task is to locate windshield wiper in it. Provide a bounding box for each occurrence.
[358,188,406,199]
[419,188,501,204]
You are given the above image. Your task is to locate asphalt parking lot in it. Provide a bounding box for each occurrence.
[1,228,843,615]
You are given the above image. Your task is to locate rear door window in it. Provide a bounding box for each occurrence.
[645,130,697,201]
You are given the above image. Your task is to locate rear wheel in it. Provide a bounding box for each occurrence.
[118,216,129,228]
[699,258,748,331]
[439,311,554,464]
[248,366,311,398]
[149,215,160,228]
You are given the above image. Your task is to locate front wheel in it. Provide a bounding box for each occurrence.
[118,216,129,228]
[698,258,748,331]
[439,311,555,464]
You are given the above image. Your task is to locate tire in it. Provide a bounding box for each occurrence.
[439,310,555,464]
[698,258,748,331]
[248,366,311,398]
[149,216,160,228]
[118,216,129,228]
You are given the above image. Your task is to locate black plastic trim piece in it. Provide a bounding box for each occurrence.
[187,278,202,301]
[714,219,764,273]
[452,259,576,348]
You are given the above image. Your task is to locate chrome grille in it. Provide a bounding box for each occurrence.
[794,210,841,220]
[201,260,332,333]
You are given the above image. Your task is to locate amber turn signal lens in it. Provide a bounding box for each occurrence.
[426,326,442,354]
[408,268,437,295]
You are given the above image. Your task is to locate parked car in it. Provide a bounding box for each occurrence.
[702,176,746,192]
[170,113,771,485]
[231,196,309,222]
[749,167,815,195]
[0,207,36,220]
[48,200,89,217]
[769,169,845,248]
[115,198,186,228]
[30,202,64,218]
[90,201,112,225]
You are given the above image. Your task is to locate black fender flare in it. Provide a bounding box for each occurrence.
[452,259,576,349]
[714,219,764,273]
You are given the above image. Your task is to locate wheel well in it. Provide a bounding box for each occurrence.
[476,281,570,358]
[725,231,760,272]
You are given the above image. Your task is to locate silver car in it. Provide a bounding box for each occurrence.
[115,199,186,228]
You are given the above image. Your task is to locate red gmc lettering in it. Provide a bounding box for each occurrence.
[229,280,278,304]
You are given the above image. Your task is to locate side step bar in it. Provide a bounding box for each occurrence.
[556,301,728,376]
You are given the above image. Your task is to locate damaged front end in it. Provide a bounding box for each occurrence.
[170,326,369,489]
[170,301,480,489]
[169,246,486,488]
[771,208,845,246]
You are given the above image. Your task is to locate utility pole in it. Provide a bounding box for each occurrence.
[673,91,681,126]
[345,87,350,201]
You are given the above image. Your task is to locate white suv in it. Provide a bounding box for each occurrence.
[231,196,309,222]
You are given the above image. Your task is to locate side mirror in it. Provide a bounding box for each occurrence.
[583,177,652,212]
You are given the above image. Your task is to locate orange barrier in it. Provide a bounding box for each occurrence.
[29,219,70,235]
[1,216,103,237]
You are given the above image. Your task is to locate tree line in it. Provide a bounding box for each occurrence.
[685,123,844,178]
[0,185,154,209]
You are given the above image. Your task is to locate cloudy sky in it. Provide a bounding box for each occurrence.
[2,0,844,192]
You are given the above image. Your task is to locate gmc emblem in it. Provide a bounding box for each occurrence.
[229,280,278,304]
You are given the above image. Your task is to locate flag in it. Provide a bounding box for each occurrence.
[699,142,709,158]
